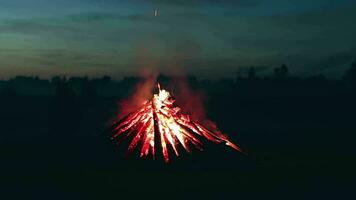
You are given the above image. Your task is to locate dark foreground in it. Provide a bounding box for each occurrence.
[1,78,356,199]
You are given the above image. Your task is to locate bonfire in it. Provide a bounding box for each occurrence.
[111,83,242,162]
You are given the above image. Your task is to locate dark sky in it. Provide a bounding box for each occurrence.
[0,0,355,79]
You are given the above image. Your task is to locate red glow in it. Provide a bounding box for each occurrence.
[111,83,242,162]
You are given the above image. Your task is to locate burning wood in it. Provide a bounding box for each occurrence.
[111,83,242,163]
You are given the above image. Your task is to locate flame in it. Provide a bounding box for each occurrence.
[111,83,242,163]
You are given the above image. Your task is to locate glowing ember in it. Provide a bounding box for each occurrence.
[111,83,242,162]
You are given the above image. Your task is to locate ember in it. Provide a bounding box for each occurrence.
[111,83,242,162]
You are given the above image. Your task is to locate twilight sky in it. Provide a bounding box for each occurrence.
[0,0,355,79]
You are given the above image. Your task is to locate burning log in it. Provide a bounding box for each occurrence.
[111,83,242,163]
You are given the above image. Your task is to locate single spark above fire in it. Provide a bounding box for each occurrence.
[111,83,242,163]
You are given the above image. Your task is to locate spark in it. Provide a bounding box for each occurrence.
[111,83,242,163]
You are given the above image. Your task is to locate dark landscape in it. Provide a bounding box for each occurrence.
[1,63,355,199]
[1,0,356,199]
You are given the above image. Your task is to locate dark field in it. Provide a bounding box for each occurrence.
[1,76,355,199]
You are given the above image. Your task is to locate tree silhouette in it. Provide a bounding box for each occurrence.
[1,82,17,97]
[101,75,111,84]
[54,80,75,98]
[248,67,256,79]
[235,69,244,81]
[82,80,97,98]
[273,64,289,79]
[343,60,356,86]
[51,76,67,85]
[49,77,81,138]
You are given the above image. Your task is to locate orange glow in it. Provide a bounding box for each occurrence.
[111,83,242,163]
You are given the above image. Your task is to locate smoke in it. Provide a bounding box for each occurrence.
[171,76,223,132]
[117,70,225,136]
[117,69,210,126]
[117,41,218,132]
[169,77,205,120]
[117,48,159,118]
[118,74,157,118]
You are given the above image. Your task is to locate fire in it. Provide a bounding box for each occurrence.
[111,83,242,163]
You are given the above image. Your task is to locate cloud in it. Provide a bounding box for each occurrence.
[0,1,356,78]
[0,19,82,36]
[147,0,259,6]
[65,13,154,23]
[313,50,356,76]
